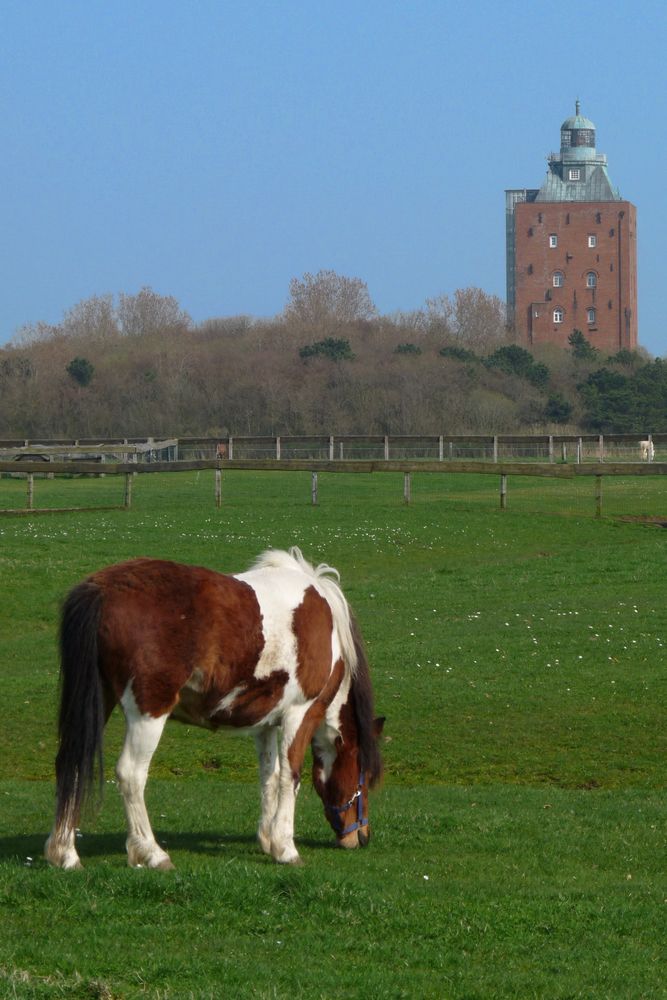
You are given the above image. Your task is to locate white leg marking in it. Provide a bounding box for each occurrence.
[268,706,310,864]
[44,824,83,870]
[255,728,280,855]
[117,686,173,869]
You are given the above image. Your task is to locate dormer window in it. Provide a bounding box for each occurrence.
[568,169,581,181]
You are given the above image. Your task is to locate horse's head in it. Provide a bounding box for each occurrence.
[312,715,384,849]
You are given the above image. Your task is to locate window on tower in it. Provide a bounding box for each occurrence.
[549,234,558,248]
[586,272,597,288]
[588,234,597,248]
[587,308,596,324]
[553,271,564,287]
[553,308,564,324]
[568,169,581,181]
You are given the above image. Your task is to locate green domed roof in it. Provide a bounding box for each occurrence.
[561,100,595,132]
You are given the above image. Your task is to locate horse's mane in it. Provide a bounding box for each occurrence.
[248,547,357,676]
[349,612,383,788]
[249,548,383,786]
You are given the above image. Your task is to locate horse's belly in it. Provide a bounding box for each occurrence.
[170,668,291,732]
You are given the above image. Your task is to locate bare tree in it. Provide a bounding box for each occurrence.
[10,321,62,346]
[284,270,377,332]
[62,294,118,341]
[426,287,508,353]
[117,287,192,337]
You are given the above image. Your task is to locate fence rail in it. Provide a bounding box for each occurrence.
[0,433,664,464]
[3,456,667,518]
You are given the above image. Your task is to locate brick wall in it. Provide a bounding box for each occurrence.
[514,200,637,353]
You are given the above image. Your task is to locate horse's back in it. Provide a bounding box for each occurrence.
[87,556,344,729]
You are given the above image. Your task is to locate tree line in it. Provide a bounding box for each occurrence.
[0,273,660,439]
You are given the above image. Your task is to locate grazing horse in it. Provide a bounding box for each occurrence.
[45,548,383,869]
[640,439,655,461]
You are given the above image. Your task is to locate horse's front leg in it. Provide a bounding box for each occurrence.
[268,703,325,864]
[254,727,279,856]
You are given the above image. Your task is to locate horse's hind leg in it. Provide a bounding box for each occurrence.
[45,814,82,870]
[116,689,173,870]
[255,727,280,855]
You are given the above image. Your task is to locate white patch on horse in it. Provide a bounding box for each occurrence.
[234,567,306,680]
[116,684,173,869]
[214,683,246,716]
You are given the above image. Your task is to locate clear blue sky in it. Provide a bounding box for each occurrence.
[2,0,666,354]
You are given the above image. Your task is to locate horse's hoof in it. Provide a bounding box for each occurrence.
[274,849,303,865]
[154,857,175,871]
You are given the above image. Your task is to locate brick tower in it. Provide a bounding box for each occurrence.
[506,103,637,353]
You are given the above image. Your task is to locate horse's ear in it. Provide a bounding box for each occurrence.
[373,716,386,737]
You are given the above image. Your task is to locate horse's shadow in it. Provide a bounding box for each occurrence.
[0,829,333,867]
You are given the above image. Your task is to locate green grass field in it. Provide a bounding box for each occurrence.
[1,469,667,998]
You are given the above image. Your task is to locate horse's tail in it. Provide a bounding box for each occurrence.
[53,580,106,831]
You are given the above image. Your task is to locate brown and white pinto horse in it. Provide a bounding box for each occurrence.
[45,548,383,869]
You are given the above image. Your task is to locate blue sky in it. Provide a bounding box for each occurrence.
[2,0,666,354]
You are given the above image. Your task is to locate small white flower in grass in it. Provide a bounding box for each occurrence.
[423,875,429,880]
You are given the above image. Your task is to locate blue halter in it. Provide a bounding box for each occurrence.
[326,770,368,837]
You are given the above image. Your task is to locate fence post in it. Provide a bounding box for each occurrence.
[493,435,499,462]
[439,435,444,461]
[228,437,234,460]
[384,435,389,460]
[595,476,602,518]
[599,434,604,463]
[215,468,222,508]
[311,471,318,505]
[561,442,567,463]
[27,474,34,510]
[276,437,281,460]
[577,437,582,464]
[500,474,508,509]
[329,435,334,461]
[403,473,411,504]
[548,435,554,463]
[124,473,133,509]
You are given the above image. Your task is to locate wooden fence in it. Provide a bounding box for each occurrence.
[2,456,667,518]
[0,433,664,464]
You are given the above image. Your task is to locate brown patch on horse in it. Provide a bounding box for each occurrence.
[209,670,290,728]
[293,586,334,699]
[287,658,345,778]
[94,558,265,718]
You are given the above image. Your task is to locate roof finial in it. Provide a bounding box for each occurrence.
[575,98,581,116]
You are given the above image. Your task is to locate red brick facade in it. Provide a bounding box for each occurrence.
[514,200,637,353]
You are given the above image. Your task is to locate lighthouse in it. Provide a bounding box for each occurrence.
[506,103,637,353]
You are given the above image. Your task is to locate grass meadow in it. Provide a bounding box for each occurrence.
[1,468,667,999]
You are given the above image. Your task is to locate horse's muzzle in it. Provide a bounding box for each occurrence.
[337,827,371,849]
